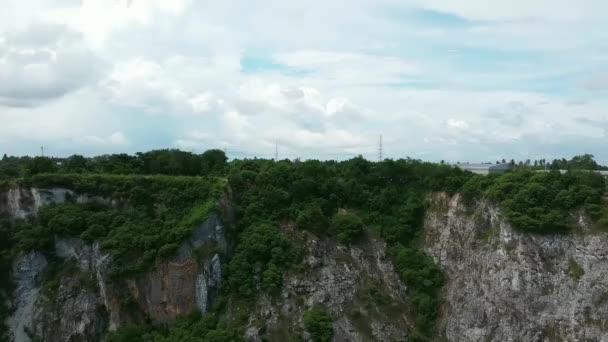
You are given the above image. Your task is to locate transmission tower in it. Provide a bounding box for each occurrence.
[378,134,383,161]
[41,146,45,157]
[275,141,278,160]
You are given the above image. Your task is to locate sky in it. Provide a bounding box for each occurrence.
[1,0,608,162]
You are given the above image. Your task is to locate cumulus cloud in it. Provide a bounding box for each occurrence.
[1,0,608,162]
[582,73,608,91]
[485,101,531,127]
[75,131,129,146]
[0,24,102,107]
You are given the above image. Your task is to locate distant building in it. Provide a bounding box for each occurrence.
[455,163,512,175]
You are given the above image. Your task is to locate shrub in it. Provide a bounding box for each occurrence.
[331,211,364,244]
[296,204,329,235]
[226,224,296,298]
[303,305,333,342]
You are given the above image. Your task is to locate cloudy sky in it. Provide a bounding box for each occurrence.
[1,0,608,162]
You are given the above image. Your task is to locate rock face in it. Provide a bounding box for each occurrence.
[31,275,108,342]
[4,187,230,342]
[8,252,48,342]
[425,193,608,342]
[244,234,410,342]
[8,184,608,342]
[122,228,224,326]
[0,187,116,219]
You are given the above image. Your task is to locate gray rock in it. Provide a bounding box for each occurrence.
[8,252,48,342]
[31,276,107,342]
[425,193,608,342]
[244,236,409,341]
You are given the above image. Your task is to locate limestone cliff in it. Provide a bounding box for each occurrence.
[3,186,230,342]
[242,233,410,342]
[425,193,608,342]
[6,186,608,341]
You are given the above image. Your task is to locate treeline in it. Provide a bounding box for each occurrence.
[3,150,608,341]
[462,169,607,233]
[470,154,608,171]
[0,149,228,178]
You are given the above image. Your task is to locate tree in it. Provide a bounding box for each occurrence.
[303,306,333,342]
[331,211,364,244]
[27,157,56,175]
[296,205,329,235]
[201,149,228,175]
[569,154,598,170]
[66,155,89,173]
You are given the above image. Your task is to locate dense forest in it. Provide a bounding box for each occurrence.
[0,150,606,341]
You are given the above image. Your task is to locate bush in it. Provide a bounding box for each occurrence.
[483,170,606,233]
[331,211,364,244]
[10,174,226,279]
[391,245,443,335]
[303,305,333,342]
[296,204,329,235]
[226,224,297,298]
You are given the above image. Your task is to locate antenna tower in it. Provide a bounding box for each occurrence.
[378,135,383,161]
[41,146,45,157]
[275,141,278,160]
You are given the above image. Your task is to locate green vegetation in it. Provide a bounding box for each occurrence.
[303,305,333,342]
[9,174,226,279]
[295,204,329,236]
[568,257,585,281]
[225,157,468,339]
[1,149,228,178]
[0,215,14,341]
[226,223,298,298]
[392,246,443,339]
[107,313,242,342]
[463,170,607,233]
[2,150,608,341]
[331,211,364,244]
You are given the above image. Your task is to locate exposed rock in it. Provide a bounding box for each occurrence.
[51,231,225,329]
[2,188,72,218]
[5,187,230,341]
[31,276,107,342]
[7,252,48,342]
[244,235,409,342]
[176,213,226,261]
[0,187,119,219]
[425,193,608,342]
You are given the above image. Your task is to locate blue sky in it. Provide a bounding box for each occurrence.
[1,0,608,163]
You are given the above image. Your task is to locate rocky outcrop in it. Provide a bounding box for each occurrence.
[244,234,410,342]
[124,242,223,325]
[425,193,608,342]
[31,276,107,342]
[11,183,608,342]
[7,252,48,342]
[4,187,230,342]
[0,187,116,219]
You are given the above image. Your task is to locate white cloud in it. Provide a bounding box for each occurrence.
[446,119,469,129]
[583,73,608,91]
[275,50,418,85]
[0,24,102,107]
[1,0,608,162]
[412,0,607,22]
[76,131,129,146]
